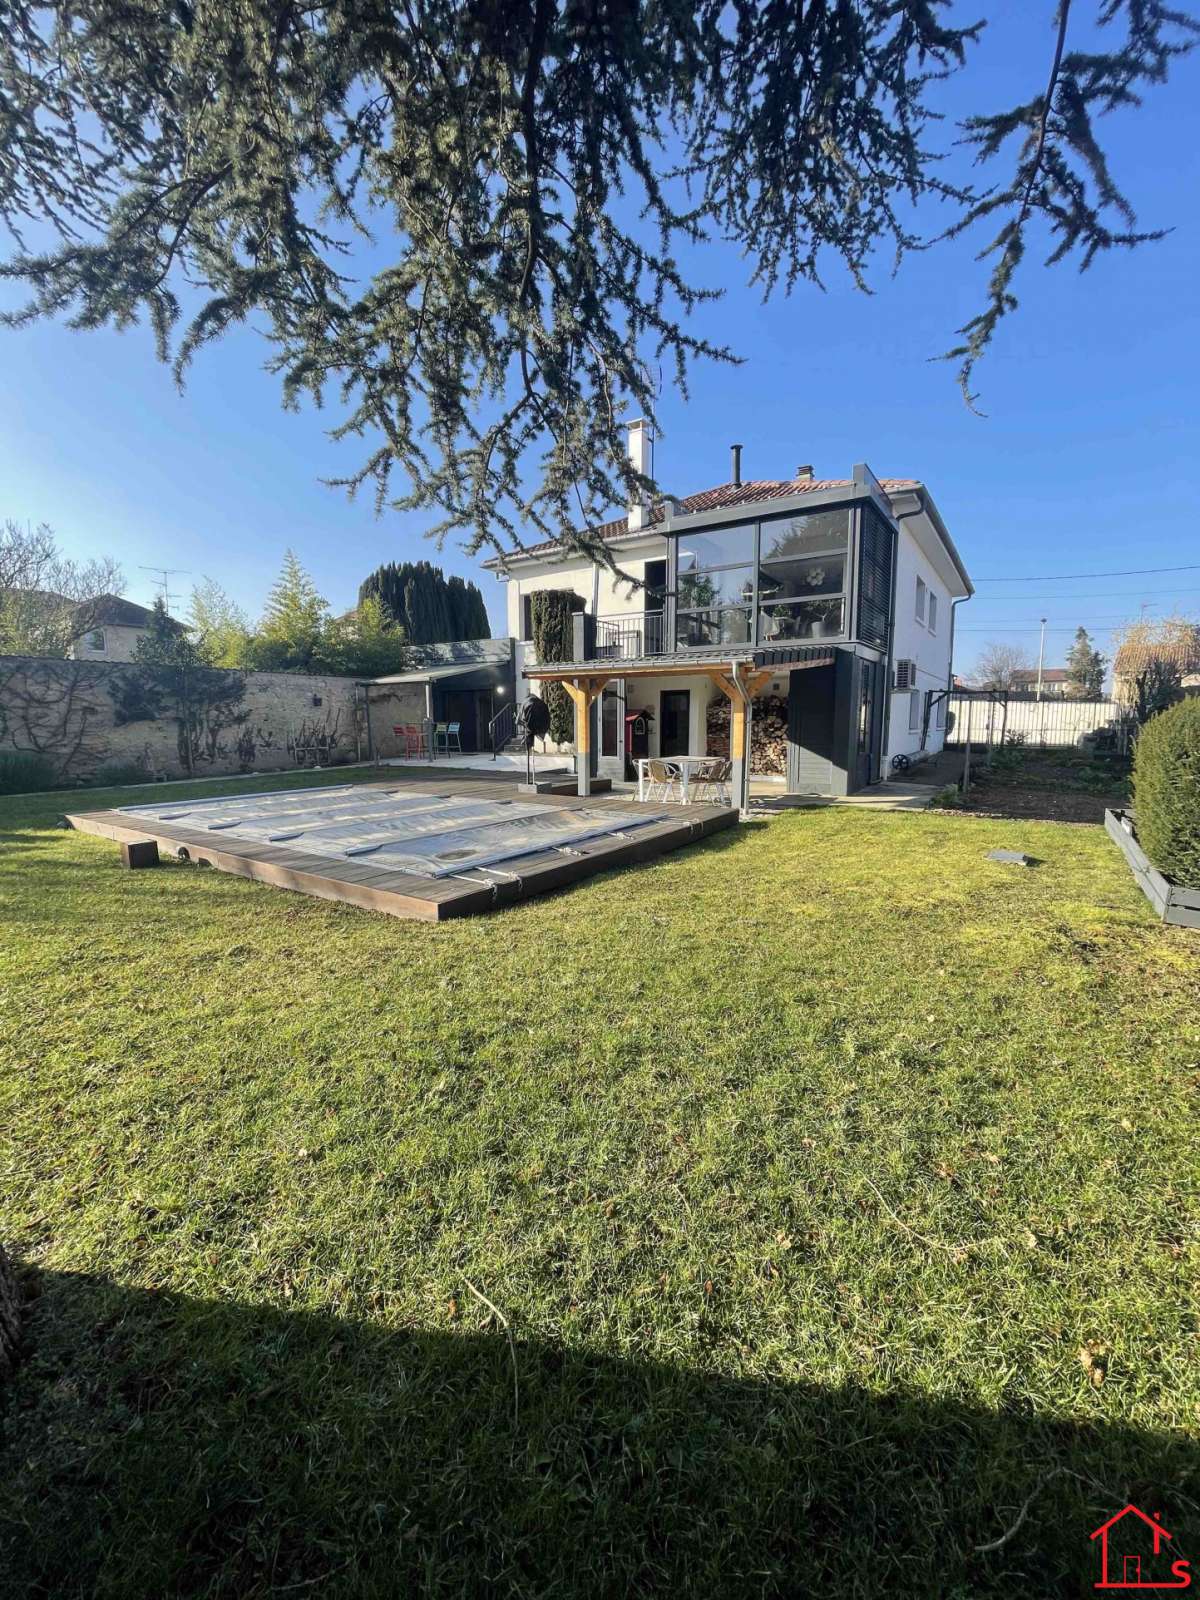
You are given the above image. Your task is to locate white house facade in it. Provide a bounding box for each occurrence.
[483,427,972,805]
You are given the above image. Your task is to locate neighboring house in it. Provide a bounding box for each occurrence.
[482,423,972,803]
[65,595,183,662]
[1008,667,1072,698]
[1112,630,1200,704]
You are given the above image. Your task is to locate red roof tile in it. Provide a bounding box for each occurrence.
[494,475,921,563]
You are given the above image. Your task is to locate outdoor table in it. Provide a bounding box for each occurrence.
[636,755,715,804]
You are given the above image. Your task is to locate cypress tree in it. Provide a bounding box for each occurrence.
[358,561,490,645]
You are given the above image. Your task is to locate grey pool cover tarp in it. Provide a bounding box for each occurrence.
[118,788,670,880]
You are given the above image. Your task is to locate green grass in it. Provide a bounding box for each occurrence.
[1,770,1197,1597]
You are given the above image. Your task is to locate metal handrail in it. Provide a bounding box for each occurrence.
[594,610,666,659]
[488,701,516,758]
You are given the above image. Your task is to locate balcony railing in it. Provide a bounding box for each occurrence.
[594,611,666,659]
[579,599,846,661]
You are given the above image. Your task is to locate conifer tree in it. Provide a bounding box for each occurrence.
[1064,626,1107,698]
[248,551,330,672]
[359,561,490,645]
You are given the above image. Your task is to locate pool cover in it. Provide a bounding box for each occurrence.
[118,788,670,880]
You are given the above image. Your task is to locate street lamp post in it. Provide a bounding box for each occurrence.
[1036,617,1047,702]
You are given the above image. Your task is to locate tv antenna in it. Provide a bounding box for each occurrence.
[139,566,190,614]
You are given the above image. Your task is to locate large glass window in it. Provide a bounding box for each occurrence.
[759,597,845,642]
[676,523,755,573]
[677,566,755,609]
[601,685,620,756]
[758,509,849,643]
[760,510,849,564]
[674,521,755,648]
[670,506,859,649]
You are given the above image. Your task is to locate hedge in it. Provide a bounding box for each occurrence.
[0,750,58,795]
[1133,696,1200,886]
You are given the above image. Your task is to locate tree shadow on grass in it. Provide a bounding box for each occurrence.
[1,1268,1194,1598]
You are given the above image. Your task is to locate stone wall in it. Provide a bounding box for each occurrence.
[0,655,369,782]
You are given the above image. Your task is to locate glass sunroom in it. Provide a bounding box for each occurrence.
[529,477,901,807]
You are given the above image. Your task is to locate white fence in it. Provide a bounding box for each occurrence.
[946,694,1128,750]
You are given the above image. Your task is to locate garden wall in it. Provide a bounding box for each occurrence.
[0,655,374,783]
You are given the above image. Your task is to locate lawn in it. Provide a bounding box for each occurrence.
[1,770,1197,1598]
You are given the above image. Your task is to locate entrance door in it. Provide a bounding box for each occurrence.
[659,690,691,757]
[440,689,477,751]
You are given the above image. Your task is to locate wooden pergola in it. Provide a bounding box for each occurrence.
[525,646,835,810]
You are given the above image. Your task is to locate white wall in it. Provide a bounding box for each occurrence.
[67,623,147,663]
[885,530,954,768]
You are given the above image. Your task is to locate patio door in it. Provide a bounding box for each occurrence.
[660,690,691,756]
[441,689,477,751]
[855,661,883,789]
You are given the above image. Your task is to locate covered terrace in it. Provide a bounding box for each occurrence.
[525,643,837,812]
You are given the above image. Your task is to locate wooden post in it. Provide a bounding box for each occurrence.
[120,839,159,869]
[562,678,608,796]
[710,669,769,816]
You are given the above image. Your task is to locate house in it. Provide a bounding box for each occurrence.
[1089,1504,1189,1589]
[66,595,183,662]
[1113,629,1200,704]
[482,424,972,807]
[1008,667,1072,698]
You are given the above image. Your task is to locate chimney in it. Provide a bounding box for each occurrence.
[731,443,743,487]
[796,464,814,481]
[627,418,653,532]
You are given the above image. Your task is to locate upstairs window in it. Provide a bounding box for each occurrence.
[915,577,926,624]
[674,521,755,648]
[757,509,849,644]
[928,591,938,634]
[85,629,105,653]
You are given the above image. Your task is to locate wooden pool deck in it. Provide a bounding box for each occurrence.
[65,777,737,921]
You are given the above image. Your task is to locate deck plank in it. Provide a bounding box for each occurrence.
[65,776,736,921]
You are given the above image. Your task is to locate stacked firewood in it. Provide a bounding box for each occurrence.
[706,694,788,775]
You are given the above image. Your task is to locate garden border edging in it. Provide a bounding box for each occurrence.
[1104,809,1200,928]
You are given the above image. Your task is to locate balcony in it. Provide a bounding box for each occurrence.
[590,611,667,659]
[578,599,844,664]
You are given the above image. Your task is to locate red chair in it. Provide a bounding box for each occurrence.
[393,723,422,757]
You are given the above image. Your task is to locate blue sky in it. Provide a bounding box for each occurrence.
[2,9,1198,677]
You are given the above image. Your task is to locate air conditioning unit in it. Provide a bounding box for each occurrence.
[893,659,916,691]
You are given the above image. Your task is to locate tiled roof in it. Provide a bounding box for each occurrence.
[492,475,921,564]
[81,594,183,629]
[1113,633,1200,677]
[1011,667,1069,683]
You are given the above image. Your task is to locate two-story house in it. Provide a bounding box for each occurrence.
[484,423,972,808]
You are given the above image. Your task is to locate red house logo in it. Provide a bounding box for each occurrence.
[1091,1505,1191,1590]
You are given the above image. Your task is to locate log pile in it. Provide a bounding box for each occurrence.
[706,694,788,775]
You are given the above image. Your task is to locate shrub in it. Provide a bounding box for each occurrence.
[1133,697,1200,885]
[0,750,58,794]
[91,758,153,788]
[529,590,583,745]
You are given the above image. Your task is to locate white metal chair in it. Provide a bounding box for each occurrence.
[692,757,732,805]
[643,758,683,803]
